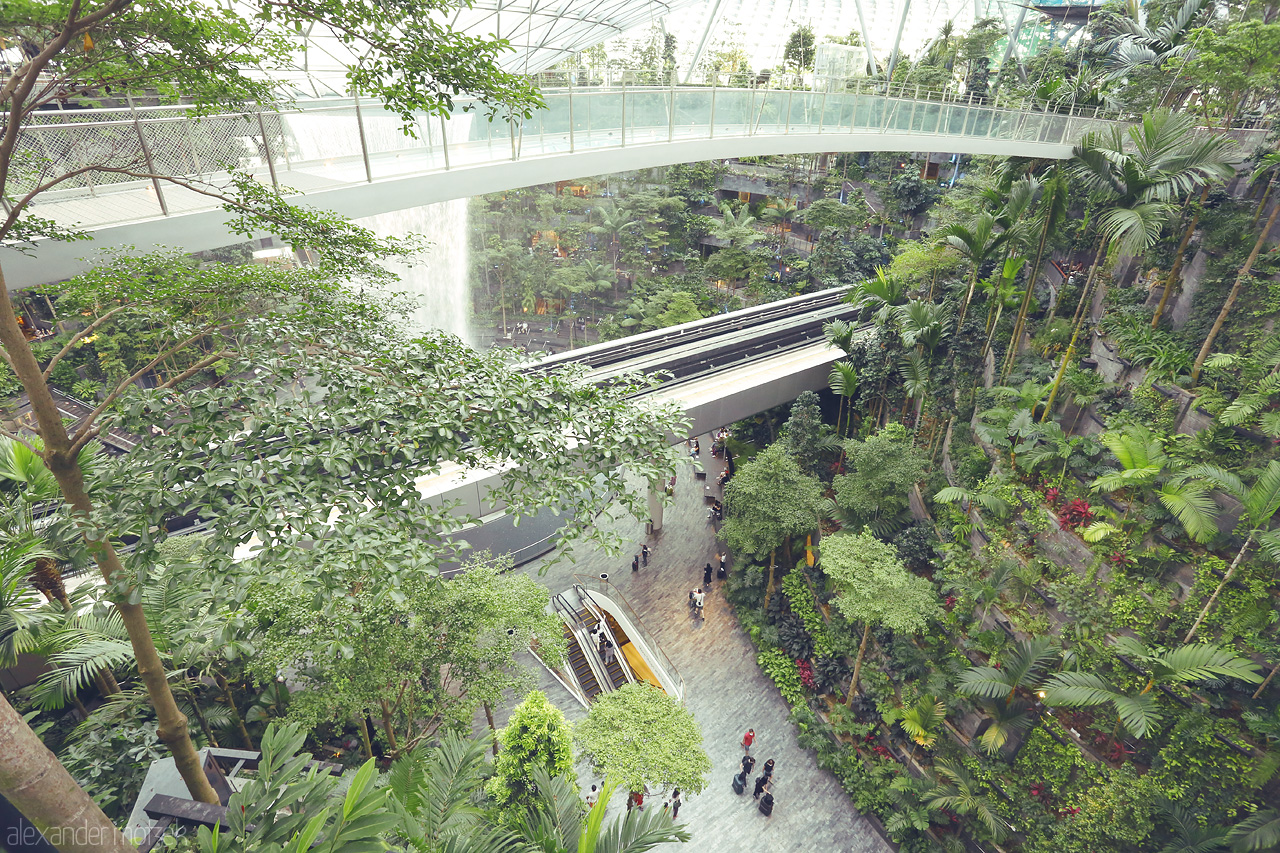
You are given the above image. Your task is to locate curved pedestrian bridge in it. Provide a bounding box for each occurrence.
[10,81,1120,286]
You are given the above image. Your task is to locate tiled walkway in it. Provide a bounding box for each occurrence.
[486,441,892,853]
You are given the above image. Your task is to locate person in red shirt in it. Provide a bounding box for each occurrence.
[742,728,755,754]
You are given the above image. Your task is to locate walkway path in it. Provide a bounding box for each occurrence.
[488,441,891,853]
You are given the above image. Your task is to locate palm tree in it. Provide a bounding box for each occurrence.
[0,537,61,677]
[934,485,1012,519]
[828,362,859,439]
[387,734,689,853]
[978,256,1026,361]
[0,435,101,607]
[894,300,951,354]
[1214,336,1280,436]
[847,266,908,326]
[1192,151,1280,382]
[1002,169,1069,384]
[1179,460,1280,642]
[715,201,761,250]
[1155,801,1229,853]
[1098,0,1212,83]
[1042,636,1261,738]
[1043,112,1238,417]
[895,695,946,749]
[823,317,857,355]
[898,352,929,431]
[761,197,799,234]
[925,760,1010,842]
[939,211,1009,328]
[590,205,637,279]
[1091,425,1219,543]
[957,637,1059,756]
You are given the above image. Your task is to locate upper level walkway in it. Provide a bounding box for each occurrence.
[7,80,1124,286]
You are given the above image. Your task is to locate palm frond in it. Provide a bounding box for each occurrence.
[1156,482,1221,544]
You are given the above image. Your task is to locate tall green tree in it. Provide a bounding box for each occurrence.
[823,531,936,701]
[575,683,711,796]
[831,423,927,537]
[488,690,575,814]
[251,553,565,759]
[719,442,825,610]
[0,0,545,811]
[1044,111,1237,417]
[1192,151,1280,382]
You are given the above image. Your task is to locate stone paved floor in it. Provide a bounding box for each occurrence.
[483,439,892,853]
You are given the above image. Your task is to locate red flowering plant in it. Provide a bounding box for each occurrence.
[1045,486,1062,506]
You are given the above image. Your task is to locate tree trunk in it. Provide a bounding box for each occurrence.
[358,715,375,760]
[484,702,499,757]
[1253,658,1280,700]
[1042,241,1106,421]
[1250,174,1276,229]
[957,267,979,328]
[1184,533,1252,644]
[187,688,220,749]
[94,668,120,698]
[1001,205,1056,384]
[1192,200,1280,383]
[846,622,872,706]
[0,264,218,806]
[1151,187,1207,328]
[763,550,777,613]
[0,691,134,853]
[379,698,399,755]
[214,673,253,750]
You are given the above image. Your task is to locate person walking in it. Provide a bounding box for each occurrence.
[752,774,769,800]
[741,754,756,775]
[585,785,599,810]
[761,758,775,782]
[692,588,705,615]
[758,786,775,817]
[742,729,755,754]
[703,562,713,585]
[632,554,640,572]
[670,788,682,819]
[641,544,650,566]
[717,552,727,579]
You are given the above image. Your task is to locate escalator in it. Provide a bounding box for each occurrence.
[577,607,629,691]
[563,624,603,702]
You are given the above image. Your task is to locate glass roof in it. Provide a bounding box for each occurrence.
[265,0,710,98]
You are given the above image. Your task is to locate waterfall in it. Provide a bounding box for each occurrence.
[356,202,473,344]
[278,110,475,344]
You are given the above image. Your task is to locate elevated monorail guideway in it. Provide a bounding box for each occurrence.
[6,80,1128,287]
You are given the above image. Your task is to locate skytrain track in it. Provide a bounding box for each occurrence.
[531,287,859,385]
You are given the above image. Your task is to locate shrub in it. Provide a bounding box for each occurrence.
[1057,499,1094,530]
[758,647,806,706]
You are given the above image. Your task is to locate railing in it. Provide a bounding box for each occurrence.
[575,585,637,686]
[16,80,1121,232]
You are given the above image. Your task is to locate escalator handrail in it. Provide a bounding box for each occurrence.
[572,583,635,687]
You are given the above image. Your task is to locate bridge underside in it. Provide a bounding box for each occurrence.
[4,129,1074,288]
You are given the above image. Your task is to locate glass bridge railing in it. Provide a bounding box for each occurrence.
[18,77,1123,231]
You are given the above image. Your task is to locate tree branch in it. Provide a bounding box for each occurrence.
[69,325,222,448]
[0,424,44,457]
[43,303,136,380]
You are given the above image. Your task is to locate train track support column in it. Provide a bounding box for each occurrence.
[648,487,665,533]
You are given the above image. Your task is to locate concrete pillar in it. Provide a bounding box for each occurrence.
[648,487,665,533]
